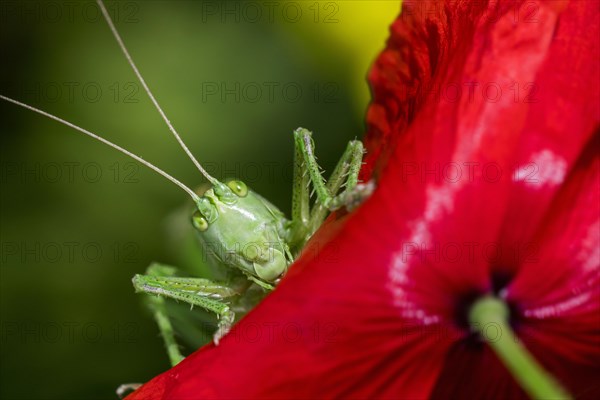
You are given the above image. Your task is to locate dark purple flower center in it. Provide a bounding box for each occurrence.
[454,272,521,344]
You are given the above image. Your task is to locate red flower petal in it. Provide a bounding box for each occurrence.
[494,0,600,277]
[507,133,600,393]
[431,132,600,399]
[128,1,599,398]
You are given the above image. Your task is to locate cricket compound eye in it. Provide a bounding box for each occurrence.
[192,211,209,231]
[227,180,248,197]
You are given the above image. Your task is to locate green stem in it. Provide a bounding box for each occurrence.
[469,296,572,400]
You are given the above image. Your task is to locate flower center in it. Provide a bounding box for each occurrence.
[468,295,572,400]
[454,272,519,336]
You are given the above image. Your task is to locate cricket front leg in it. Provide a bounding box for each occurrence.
[133,263,237,366]
[136,264,184,366]
[293,128,366,234]
[287,127,312,248]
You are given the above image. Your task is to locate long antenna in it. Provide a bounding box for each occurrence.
[0,95,201,203]
[96,0,218,186]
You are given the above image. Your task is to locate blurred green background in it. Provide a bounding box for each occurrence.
[0,1,400,398]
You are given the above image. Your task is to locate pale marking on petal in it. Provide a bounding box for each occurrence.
[523,292,590,319]
[577,219,600,273]
[388,184,457,326]
[513,149,567,188]
[523,220,599,320]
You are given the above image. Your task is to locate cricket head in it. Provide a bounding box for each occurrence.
[191,180,291,284]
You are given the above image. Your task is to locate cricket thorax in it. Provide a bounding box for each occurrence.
[191,181,291,284]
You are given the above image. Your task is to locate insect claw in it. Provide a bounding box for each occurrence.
[116,383,142,399]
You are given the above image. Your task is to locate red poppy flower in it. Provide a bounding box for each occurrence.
[127,0,599,398]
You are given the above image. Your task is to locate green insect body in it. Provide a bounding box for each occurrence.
[131,127,366,366]
[0,0,372,368]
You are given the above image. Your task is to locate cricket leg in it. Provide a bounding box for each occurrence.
[133,263,237,366]
[288,127,313,248]
[116,383,142,399]
[136,264,183,366]
[306,137,365,234]
[292,128,365,233]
